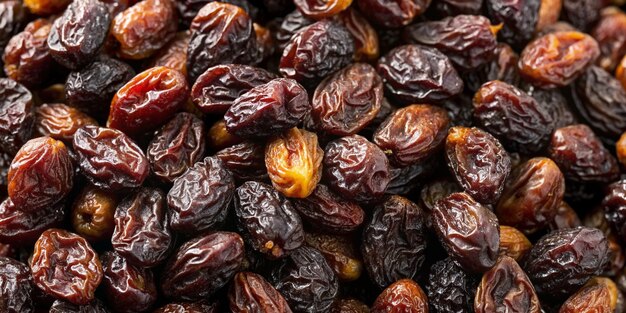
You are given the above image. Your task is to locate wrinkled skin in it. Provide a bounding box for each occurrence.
[338,8,379,62]
[465,43,521,93]
[373,104,449,167]
[432,0,482,15]
[323,134,390,203]
[215,141,268,182]
[167,157,234,234]
[108,66,189,136]
[602,180,626,243]
[475,256,541,313]
[274,10,314,50]
[175,0,259,26]
[426,257,476,313]
[35,103,98,143]
[71,185,118,243]
[432,192,500,273]
[559,283,612,313]
[485,0,541,48]
[561,0,607,32]
[112,187,172,267]
[153,302,219,313]
[361,195,427,288]
[272,246,339,313]
[496,157,565,234]
[0,257,34,313]
[149,31,190,76]
[147,112,206,184]
[30,229,103,305]
[377,44,463,105]
[47,0,111,69]
[331,299,370,313]
[48,299,109,313]
[279,20,354,87]
[305,233,362,282]
[234,181,304,258]
[0,198,65,245]
[7,137,73,212]
[524,226,609,298]
[592,7,626,71]
[445,126,511,204]
[294,0,351,19]
[0,78,33,155]
[100,251,157,313]
[225,78,310,138]
[525,85,577,129]
[498,226,533,261]
[191,64,276,114]
[311,63,383,136]
[0,1,27,53]
[229,272,293,313]
[371,279,429,313]
[186,2,259,82]
[291,184,365,234]
[473,80,554,154]
[73,126,149,190]
[403,15,499,70]
[161,231,245,301]
[356,0,430,28]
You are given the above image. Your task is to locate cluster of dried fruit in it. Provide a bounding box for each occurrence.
[2,0,626,312]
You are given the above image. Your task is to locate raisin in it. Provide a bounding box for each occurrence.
[464,43,521,92]
[253,23,274,62]
[371,279,428,313]
[207,119,243,150]
[265,128,323,198]
[147,112,206,184]
[331,299,370,313]
[323,134,391,203]
[0,198,65,245]
[112,187,172,267]
[473,80,554,154]
[311,63,383,136]
[0,256,34,313]
[35,103,98,142]
[591,7,626,71]
[73,126,149,190]
[570,65,626,142]
[561,0,608,32]
[445,126,511,204]
[65,56,135,120]
[499,225,532,261]
[272,246,339,313]
[0,78,33,155]
[71,185,118,243]
[338,8,379,62]
[305,232,363,282]
[377,44,463,105]
[403,15,499,70]
[362,195,427,288]
[586,277,622,312]
[386,159,439,195]
[432,192,500,273]
[519,31,600,88]
[291,184,364,234]
[187,2,259,82]
[100,251,157,313]
[548,124,619,183]
[191,64,276,115]
[356,0,430,28]
[167,157,234,235]
[30,229,103,305]
[279,19,354,87]
[524,85,577,129]
[23,0,69,15]
[550,201,582,230]
[485,0,541,48]
[602,180,626,242]
[475,256,541,313]
[559,283,612,313]
[294,0,350,19]
[3,19,54,89]
[273,10,314,50]
[0,1,27,54]
[110,0,177,60]
[149,31,190,76]
[47,0,111,69]
[374,104,449,167]
[108,66,189,136]
[154,302,219,313]
[426,257,476,313]
[224,78,310,138]
[496,157,565,234]
[234,181,304,258]
[229,272,292,313]
[8,136,73,212]
[161,231,245,301]
[48,299,109,313]
[215,141,267,182]
[524,226,609,298]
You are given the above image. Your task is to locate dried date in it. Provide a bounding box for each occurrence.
[229,271,292,313]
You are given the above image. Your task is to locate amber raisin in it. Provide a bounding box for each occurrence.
[35,103,97,143]
[71,185,118,243]
[229,272,292,313]
[498,225,533,261]
[371,279,428,313]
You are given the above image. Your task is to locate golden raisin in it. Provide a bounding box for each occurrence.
[498,225,532,262]
[207,119,243,151]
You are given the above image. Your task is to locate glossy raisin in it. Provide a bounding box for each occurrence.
[229,271,292,313]
[30,228,102,305]
[464,43,521,92]
[279,19,354,87]
[100,251,157,313]
[294,0,350,19]
[377,44,463,105]
[47,0,111,69]
[445,126,511,204]
[485,0,540,47]
[311,63,383,136]
[149,31,190,76]
[8,136,73,212]
[48,299,109,313]
[274,10,314,50]
[73,126,149,190]
[0,1,27,55]
[362,195,427,288]
[356,0,430,28]
[498,225,532,261]
[371,279,428,313]
[3,19,54,88]
[215,141,267,182]
[323,134,390,203]
[187,2,259,82]
[0,78,33,155]
[35,103,97,142]
[602,180,626,242]
[475,256,541,313]
[0,256,34,313]
[191,64,276,115]
[0,198,65,245]
[112,187,172,267]
[234,181,304,258]
[224,78,310,138]
[338,8,379,62]
[161,231,245,301]
[147,112,206,184]
[331,299,369,313]
[525,85,577,129]
[559,283,612,313]
[432,0,482,15]
[305,232,362,282]
[153,302,219,313]
[524,226,609,298]
[71,185,118,243]
[110,0,177,60]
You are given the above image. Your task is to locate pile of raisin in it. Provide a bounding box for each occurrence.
[4,0,626,312]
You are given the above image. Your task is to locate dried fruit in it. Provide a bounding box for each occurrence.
[229,272,292,313]
[0,78,34,155]
[71,185,118,243]
[35,103,97,142]
[356,0,430,28]
[0,256,34,313]
[426,257,476,313]
[371,279,428,313]
[294,0,351,19]
[3,19,54,88]
[100,251,157,313]
[498,225,532,261]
